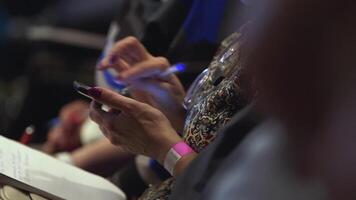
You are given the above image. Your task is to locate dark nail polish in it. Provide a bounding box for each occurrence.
[88,87,102,98]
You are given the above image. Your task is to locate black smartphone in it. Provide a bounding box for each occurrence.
[73,81,93,99]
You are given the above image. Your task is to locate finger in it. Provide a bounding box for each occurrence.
[99,55,130,73]
[108,108,122,115]
[98,56,112,70]
[87,87,142,113]
[114,59,130,72]
[89,101,105,124]
[89,101,121,129]
[118,57,170,82]
[59,101,89,127]
[111,36,149,63]
[89,101,116,125]
[117,50,137,66]
[100,126,121,146]
[100,36,149,70]
[100,57,130,72]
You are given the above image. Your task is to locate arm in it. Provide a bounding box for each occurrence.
[71,138,133,176]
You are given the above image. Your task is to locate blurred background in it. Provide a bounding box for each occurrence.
[0,0,245,144]
[0,0,162,142]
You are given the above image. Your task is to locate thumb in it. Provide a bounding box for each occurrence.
[87,87,141,113]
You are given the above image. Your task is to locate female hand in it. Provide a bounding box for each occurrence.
[99,37,186,132]
[87,86,182,164]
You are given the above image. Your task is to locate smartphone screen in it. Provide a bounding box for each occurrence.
[73,81,93,100]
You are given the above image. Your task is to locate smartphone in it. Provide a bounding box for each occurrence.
[73,81,93,100]
[73,81,111,111]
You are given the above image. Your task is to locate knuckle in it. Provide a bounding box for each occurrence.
[155,57,170,68]
[125,36,139,46]
[155,110,165,119]
[149,108,166,120]
[124,103,134,112]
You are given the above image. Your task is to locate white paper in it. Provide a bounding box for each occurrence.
[0,136,126,200]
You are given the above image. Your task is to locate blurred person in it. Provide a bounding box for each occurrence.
[243,0,356,199]
[170,0,356,199]
[89,0,356,200]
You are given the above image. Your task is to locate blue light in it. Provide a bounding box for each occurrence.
[175,63,187,72]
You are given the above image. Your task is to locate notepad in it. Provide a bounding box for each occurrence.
[0,136,126,200]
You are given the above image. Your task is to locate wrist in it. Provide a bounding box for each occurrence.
[155,133,181,165]
[162,141,196,176]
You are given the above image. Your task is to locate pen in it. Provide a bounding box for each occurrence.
[158,63,187,78]
[103,63,187,92]
[20,125,35,145]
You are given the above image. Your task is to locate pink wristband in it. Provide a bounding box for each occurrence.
[164,142,194,175]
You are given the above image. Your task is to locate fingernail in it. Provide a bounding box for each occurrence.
[88,87,102,98]
[109,55,117,65]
